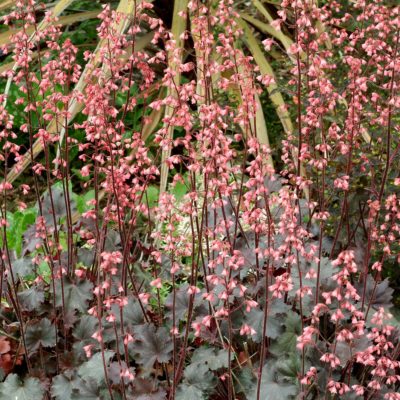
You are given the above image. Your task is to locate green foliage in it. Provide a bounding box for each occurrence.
[73,190,95,213]
[4,208,36,256]
[171,179,188,201]
[37,261,52,284]
[143,186,159,209]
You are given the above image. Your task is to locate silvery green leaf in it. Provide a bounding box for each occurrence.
[244,308,283,342]
[131,325,173,369]
[54,277,93,312]
[0,374,44,400]
[191,347,232,371]
[78,351,114,384]
[247,364,298,400]
[18,286,45,312]
[175,384,205,400]
[25,318,56,351]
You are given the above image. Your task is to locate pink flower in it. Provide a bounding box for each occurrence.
[334,175,349,191]
[240,324,256,336]
[327,380,349,395]
[91,330,103,343]
[187,285,200,295]
[150,278,162,289]
[139,293,150,305]
[124,333,134,345]
[269,273,293,298]
[83,344,94,358]
[262,38,274,51]
[320,353,340,368]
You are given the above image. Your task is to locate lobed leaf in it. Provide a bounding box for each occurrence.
[131,325,173,369]
[25,318,56,351]
[248,364,298,400]
[77,351,114,385]
[54,277,94,312]
[0,374,44,400]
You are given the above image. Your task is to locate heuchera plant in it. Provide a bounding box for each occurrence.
[0,0,399,399]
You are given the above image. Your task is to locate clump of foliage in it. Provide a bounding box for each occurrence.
[0,0,399,399]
